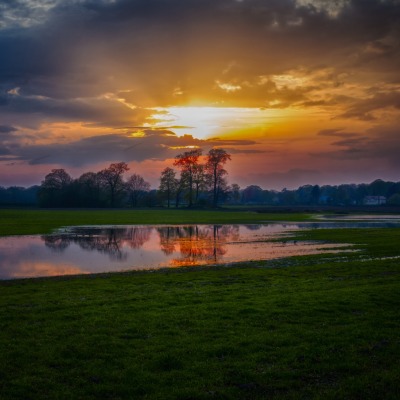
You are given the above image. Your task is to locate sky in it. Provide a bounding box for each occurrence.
[0,0,399,190]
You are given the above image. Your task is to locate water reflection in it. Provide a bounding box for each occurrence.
[317,214,400,222]
[1,221,393,280]
[42,227,152,261]
[157,225,240,266]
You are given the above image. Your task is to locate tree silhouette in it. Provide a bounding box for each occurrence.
[175,171,189,208]
[230,183,241,204]
[38,169,73,207]
[98,162,129,207]
[77,172,102,207]
[42,169,72,189]
[126,173,150,207]
[193,163,206,203]
[205,149,231,207]
[159,167,178,208]
[174,149,202,207]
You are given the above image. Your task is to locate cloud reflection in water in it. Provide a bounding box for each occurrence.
[0,224,355,279]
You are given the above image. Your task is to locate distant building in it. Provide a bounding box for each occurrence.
[363,196,386,205]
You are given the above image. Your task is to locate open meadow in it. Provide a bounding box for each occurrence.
[3,0,400,398]
[0,209,399,399]
[0,209,312,236]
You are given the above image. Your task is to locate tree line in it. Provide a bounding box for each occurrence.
[37,162,151,208]
[240,180,400,206]
[1,165,399,208]
[35,148,232,208]
[0,185,39,206]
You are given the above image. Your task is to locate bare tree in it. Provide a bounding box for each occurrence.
[159,167,177,208]
[174,149,202,207]
[205,148,231,207]
[98,162,129,207]
[175,171,189,208]
[193,163,206,203]
[126,173,150,207]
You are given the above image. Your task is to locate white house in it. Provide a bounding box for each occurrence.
[363,196,387,205]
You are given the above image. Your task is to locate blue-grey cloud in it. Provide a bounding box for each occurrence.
[0,124,17,133]
[312,126,400,167]
[1,129,259,166]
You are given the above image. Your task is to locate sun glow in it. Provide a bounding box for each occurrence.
[151,106,289,139]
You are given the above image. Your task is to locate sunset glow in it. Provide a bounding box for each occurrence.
[0,0,399,189]
[152,106,290,140]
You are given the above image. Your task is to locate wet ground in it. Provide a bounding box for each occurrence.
[0,222,364,279]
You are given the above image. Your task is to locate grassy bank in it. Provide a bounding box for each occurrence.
[0,208,312,236]
[1,227,399,399]
[293,226,400,259]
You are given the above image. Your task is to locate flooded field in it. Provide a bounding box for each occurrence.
[0,222,362,279]
[317,214,400,222]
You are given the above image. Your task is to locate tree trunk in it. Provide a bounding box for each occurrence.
[189,173,193,207]
[213,167,217,207]
[110,186,115,207]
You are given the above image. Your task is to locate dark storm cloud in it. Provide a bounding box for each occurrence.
[0,147,11,155]
[3,129,257,166]
[0,1,65,29]
[0,125,17,134]
[0,91,155,128]
[1,0,399,120]
[0,125,18,148]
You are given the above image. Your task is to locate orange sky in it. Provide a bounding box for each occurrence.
[0,0,399,189]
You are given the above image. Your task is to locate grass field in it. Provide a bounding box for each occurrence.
[0,211,399,399]
[0,208,313,236]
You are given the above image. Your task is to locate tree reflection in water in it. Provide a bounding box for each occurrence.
[243,224,262,231]
[124,227,152,249]
[42,227,152,261]
[42,225,242,266]
[157,225,240,267]
[42,235,71,253]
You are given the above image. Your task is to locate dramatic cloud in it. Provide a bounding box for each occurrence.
[339,92,400,120]
[0,125,17,139]
[1,129,259,167]
[313,126,400,167]
[0,0,399,187]
[1,0,399,111]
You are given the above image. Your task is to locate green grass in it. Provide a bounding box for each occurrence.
[0,225,399,399]
[0,208,312,236]
[293,227,400,259]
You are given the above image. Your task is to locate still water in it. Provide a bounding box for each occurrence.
[0,222,368,279]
